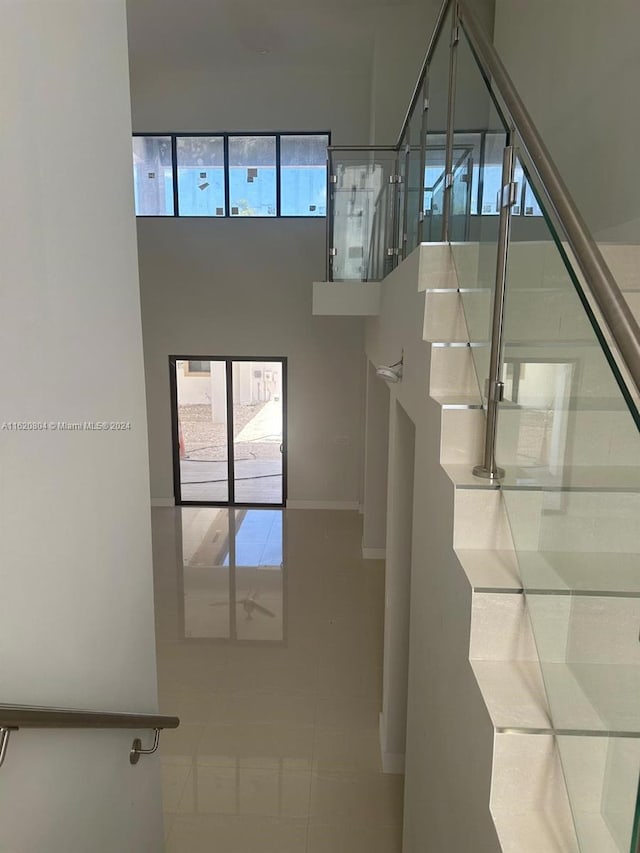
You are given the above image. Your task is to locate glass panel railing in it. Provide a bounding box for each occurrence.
[396,136,407,260]
[405,83,427,256]
[495,152,640,850]
[368,173,399,281]
[423,133,446,242]
[448,28,509,402]
[449,148,472,242]
[328,149,398,282]
[421,3,452,246]
[557,735,640,853]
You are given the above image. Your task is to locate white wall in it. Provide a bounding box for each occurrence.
[365,251,500,852]
[138,219,365,504]
[130,66,371,146]
[0,3,162,851]
[368,0,496,145]
[368,0,443,145]
[362,361,390,552]
[380,400,415,771]
[493,0,640,242]
[129,19,371,508]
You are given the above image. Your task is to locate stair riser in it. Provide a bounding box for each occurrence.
[453,489,513,551]
[501,490,640,554]
[429,346,479,398]
[469,593,536,662]
[496,408,640,468]
[440,408,484,465]
[526,594,640,665]
[452,241,640,294]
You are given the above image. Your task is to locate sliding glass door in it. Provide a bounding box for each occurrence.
[170,356,286,506]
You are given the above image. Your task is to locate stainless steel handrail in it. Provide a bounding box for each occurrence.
[328,0,640,404]
[457,0,640,394]
[0,703,179,768]
[0,703,179,730]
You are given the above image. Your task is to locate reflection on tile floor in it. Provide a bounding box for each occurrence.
[152,507,402,852]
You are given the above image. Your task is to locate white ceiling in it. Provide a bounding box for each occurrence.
[126,0,415,75]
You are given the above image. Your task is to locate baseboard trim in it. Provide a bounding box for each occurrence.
[379,713,405,775]
[151,498,175,508]
[286,500,360,511]
[362,546,386,560]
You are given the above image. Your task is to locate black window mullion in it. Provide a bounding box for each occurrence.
[223,135,231,217]
[171,135,179,216]
[226,358,235,504]
[169,358,182,504]
[276,134,282,217]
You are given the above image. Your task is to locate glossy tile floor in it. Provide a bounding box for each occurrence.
[152,507,403,852]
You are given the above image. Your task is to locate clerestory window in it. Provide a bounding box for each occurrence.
[132,132,329,218]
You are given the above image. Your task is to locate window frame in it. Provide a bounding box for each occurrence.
[133,131,331,219]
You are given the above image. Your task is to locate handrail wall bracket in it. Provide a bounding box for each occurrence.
[0,728,15,769]
[0,704,178,771]
[130,728,161,765]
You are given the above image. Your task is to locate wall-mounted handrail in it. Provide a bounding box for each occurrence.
[0,703,179,730]
[0,703,179,768]
[457,0,640,396]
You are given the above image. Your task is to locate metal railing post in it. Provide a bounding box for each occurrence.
[417,73,429,245]
[389,150,401,271]
[326,152,333,281]
[473,144,517,481]
[441,2,460,242]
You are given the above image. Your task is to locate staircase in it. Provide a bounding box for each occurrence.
[423,241,640,852]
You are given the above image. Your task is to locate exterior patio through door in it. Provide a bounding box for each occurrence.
[170,356,287,506]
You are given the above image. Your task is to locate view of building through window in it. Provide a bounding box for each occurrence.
[132,135,174,216]
[176,136,225,217]
[133,132,329,217]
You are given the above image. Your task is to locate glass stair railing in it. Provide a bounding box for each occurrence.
[327,0,640,849]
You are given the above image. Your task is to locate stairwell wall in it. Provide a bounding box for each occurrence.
[0,2,162,850]
[365,249,501,852]
[493,0,640,243]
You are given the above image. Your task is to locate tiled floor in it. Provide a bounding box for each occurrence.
[152,507,403,852]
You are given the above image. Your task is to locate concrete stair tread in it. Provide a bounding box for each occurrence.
[457,549,640,596]
[431,392,483,409]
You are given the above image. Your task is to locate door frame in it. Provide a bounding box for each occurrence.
[169,355,288,507]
